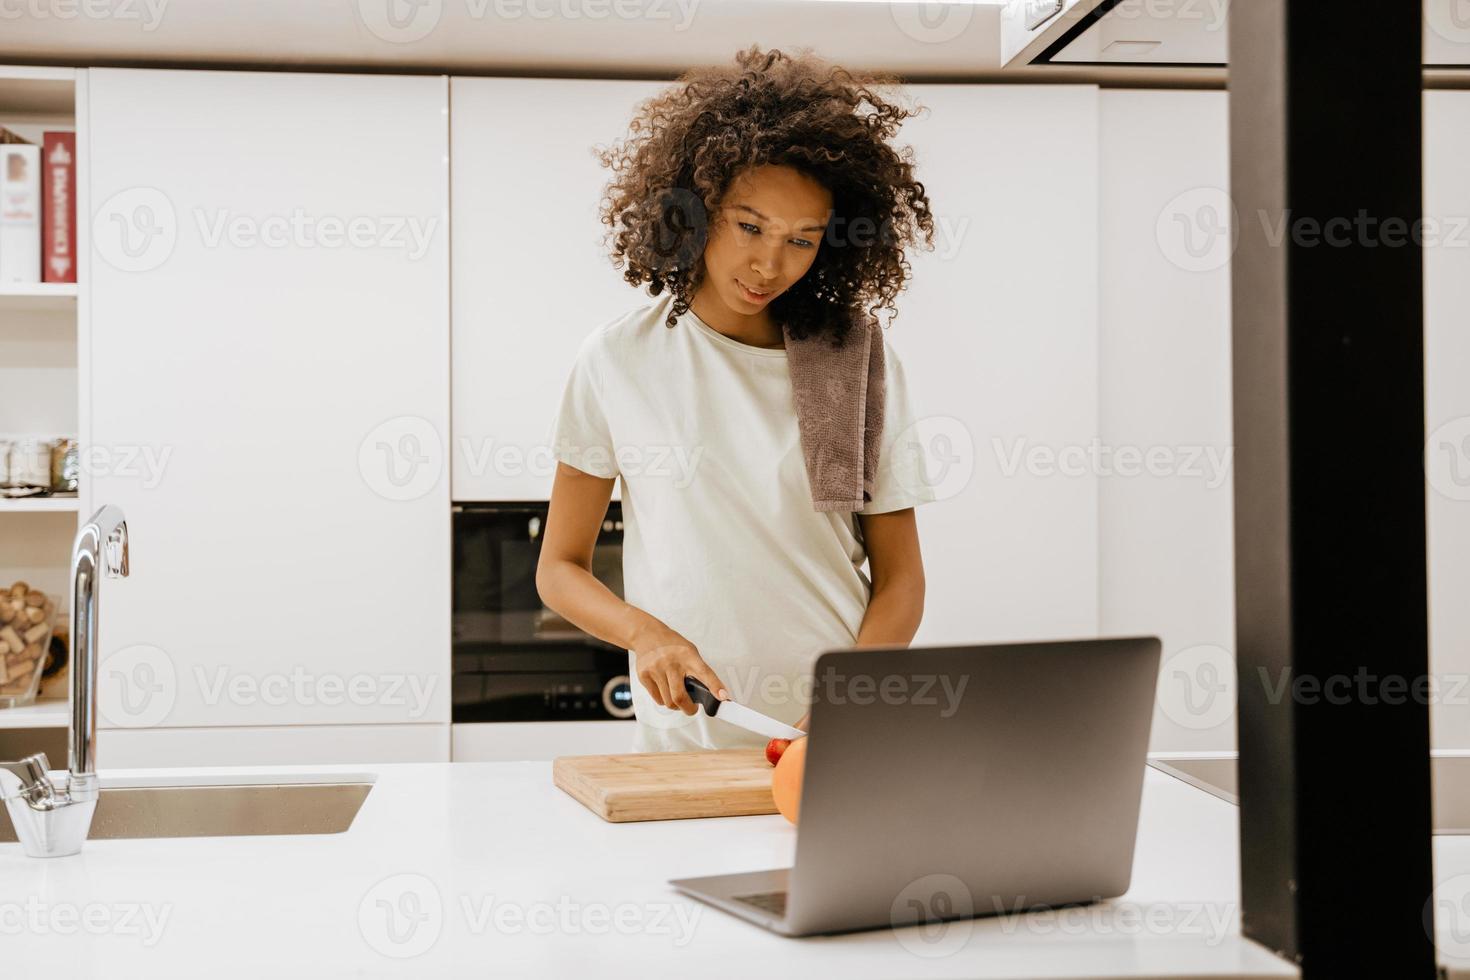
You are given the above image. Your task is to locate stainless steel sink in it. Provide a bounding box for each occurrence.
[1150,753,1470,835]
[0,779,373,842]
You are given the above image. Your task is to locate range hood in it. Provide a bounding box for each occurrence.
[1003,0,1470,73]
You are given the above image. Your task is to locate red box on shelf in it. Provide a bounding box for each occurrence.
[41,131,76,284]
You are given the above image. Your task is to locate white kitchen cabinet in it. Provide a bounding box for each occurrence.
[897,85,1101,645]
[97,723,447,768]
[1425,92,1470,753]
[1096,90,1236,754]
[451,720,632,761]
[84,69,451,749]
[450,77,665,502]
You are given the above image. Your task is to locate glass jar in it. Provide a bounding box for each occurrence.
[0,581,57,708]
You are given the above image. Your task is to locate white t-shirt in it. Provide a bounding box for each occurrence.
[548,290,936,751]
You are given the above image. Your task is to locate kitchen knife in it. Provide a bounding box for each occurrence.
[683,676,806,741]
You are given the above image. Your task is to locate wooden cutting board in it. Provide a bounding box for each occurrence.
[553,749,778,823]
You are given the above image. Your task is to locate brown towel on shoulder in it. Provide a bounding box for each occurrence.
[782,315,886,513]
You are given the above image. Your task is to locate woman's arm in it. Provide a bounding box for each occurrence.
[853,507,926,646]
[536,462,728,713]
[795,507,926,731]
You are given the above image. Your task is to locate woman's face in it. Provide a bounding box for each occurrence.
[701,165,833,318]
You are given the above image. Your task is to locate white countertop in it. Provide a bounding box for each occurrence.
[0,762,1299,979]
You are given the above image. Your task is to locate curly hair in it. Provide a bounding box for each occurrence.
[595,45,936,349]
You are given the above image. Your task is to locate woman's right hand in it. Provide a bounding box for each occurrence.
[631,622,729,715]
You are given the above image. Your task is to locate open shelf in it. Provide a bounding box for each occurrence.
[0,66,75,118]
[0,496,79,513]
[0,699,67,730]
[0,282,78,314]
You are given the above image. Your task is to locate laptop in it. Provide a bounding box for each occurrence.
[669,637,1162,937]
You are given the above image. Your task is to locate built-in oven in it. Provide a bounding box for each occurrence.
[452,501,634,723]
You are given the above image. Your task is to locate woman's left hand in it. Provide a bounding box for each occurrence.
[795,711,810,732]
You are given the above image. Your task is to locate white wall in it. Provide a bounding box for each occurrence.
[1097,90,1235,753]
[900,84,1102,646]
[1100,89,1470,755]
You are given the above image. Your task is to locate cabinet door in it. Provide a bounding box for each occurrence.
[86,68,450,734]
[1426,92,1470,752]
[450,77,665,501]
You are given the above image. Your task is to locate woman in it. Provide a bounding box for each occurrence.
[535,45,937,751]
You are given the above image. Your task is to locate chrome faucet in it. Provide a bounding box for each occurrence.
[0,505,129,857]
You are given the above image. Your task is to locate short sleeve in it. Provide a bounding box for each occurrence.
[859,336,939,515]
[548,331,620,479]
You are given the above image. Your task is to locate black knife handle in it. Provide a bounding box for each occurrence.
[684,676,722,716]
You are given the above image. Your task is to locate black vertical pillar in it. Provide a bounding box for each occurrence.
[1230,3,1434,975]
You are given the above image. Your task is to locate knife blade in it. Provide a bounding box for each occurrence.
[684,676,806,741]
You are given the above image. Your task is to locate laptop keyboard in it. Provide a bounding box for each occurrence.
[734,891,788,917]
